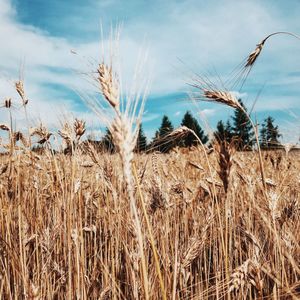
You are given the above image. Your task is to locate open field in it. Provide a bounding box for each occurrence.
[0,148,299,299]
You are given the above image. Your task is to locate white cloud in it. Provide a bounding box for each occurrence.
[199,108,216,118]
[0,0,300,136]
[142,112,160,123]
[231,91,248,99]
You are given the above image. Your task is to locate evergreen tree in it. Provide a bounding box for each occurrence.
[157,115,174,137]
[152,115,174,152]
[231,99,254,150]
[135,123,147,152]
[260,116,281,148]
[180,111,208,146]
[101,127,116,153]
[214,120,233,143]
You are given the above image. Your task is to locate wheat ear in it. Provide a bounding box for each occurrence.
[245,31,300,68]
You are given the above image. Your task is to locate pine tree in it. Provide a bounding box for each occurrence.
[135,123,147,152]
[158,115,174,137]
[101,127,115,153]
[152,115,174,152]
[214,120,233,143]
[231,99,254,150]
[180,111,208,146]
[260,116,281,148]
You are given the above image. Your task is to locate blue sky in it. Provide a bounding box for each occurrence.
[1,0,300,142]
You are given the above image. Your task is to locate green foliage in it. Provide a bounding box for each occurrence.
[102,127,116,153]
[231,99,254,150]
[180,111,208,146]
[260,116,281,148]
[157,115,174,137]
[152,115,174,153]
[135,123,147,152]
[213,120,233,143]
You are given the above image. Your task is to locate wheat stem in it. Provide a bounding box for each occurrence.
[133,163,167,300]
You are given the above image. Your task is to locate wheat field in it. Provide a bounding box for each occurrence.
[0,31,300,299]
[0,146,299,299]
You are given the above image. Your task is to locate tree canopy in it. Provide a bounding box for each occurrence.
[231,99,254,150]
[213,120,233,143]
[135,123,147,152]
[180,111,208,146]
[260,116,281,148]
[152,115,175,153]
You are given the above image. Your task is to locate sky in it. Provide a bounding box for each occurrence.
[1,0,300,142]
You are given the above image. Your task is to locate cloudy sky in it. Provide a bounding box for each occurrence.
[1,0,300,141]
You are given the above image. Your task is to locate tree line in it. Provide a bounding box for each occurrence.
[90,99,281,153]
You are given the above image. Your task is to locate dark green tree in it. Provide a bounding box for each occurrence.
[180,111,208,146]
[157,115,174,137]
[231,99,254,150]
[135,123,147,152]
[213,120,233,143]
[152,115,174,152]
[260,116,281,148]
[101,127,116,153]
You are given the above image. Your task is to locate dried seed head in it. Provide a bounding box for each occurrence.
[245,32,300,68]
[168,126,191,138]
[268,191,280,221]
[203,89,241,109]
[74,119,86,139]
[99,285,111,300]
[245,39,267,68]
[13,131,28,147]
[180,238,204,270]
[15,80,29,105]
[58,123,73,146]
[229,259,262,293]
[4,98,11,108]
[0,124,10,131]
[215,140,235,193]
[30,124,52,144]
[27,281,39,300]
[97,63,119,109]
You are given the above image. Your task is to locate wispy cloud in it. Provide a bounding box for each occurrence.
[199,108,216,118]
[0,0,300,141]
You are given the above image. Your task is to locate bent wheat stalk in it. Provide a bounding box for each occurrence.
[193,88,266,189]
[245,31,300,68]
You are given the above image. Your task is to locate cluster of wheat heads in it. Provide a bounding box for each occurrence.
[0,32,299,299]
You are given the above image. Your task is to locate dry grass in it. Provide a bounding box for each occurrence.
[0,147,299,299]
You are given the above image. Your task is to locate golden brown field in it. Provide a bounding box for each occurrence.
[0,147,299,299]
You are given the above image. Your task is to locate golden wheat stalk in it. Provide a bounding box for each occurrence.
[58,123,73,146]
[73,119,86,139]
[13,131,28,147]
[203,89,241,109]
[229,259,262,295]
[97,63,120,110]
[94,56,153,299]
[30,124,52,144]
[245,39,267,68]
[245,31,300,68]
[215,140,235,193]
[15,80,29,106]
